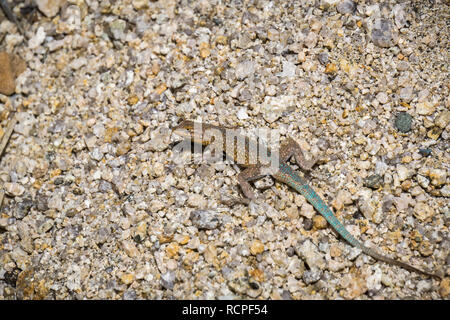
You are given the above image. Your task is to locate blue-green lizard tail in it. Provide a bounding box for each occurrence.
[275,162,440,279]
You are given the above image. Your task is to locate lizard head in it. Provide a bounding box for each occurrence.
[172,119,206,145]
[173,120,226,146]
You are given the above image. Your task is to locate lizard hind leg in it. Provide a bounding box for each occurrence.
[237,166,266,200]
[220,166,265,206]
[279,137,317,171]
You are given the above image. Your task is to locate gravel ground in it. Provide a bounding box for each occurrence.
[0,0,449,299]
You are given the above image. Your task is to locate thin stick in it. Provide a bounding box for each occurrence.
[0,115,16,210]
[0,0,25,36]
[0,189,4,209]
[0,114,16,159]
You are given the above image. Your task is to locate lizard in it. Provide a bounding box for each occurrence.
[173,119,441,280]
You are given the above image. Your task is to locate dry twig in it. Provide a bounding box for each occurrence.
[0,189,4,209]
[0,114,16,159]
[0,114,16,210]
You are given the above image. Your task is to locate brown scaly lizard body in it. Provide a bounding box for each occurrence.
[173,120,441,279]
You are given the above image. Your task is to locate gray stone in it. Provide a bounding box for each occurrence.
[371,19,398,48]
[394,112,412,133]
[337,1,356,14]
[318,52,329,65]
[13,198,34,219]
[235,60,256,80]
[302,269,322,284]
[295,240,326,270]
[108,19,127,40]
[190,210,221,230]
[161,271,175,290]
[364,174,383,189]
[35,0,65,18]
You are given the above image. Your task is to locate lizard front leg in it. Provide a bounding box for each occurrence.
[279,137,317,171]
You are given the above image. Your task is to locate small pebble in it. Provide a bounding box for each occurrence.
[418,149,432,157]
[120,273,135,285]
[303,218,313,231]
[250,240,264,255]
[190,210,220,230]
[376,92,389,104]
[416,101,436,116]
[371,19,398,48]
[302,269,322,285]
[429,169,446,187]
[28,27,46,49]
[318,52,329,65]
[161,271,175,290]
[363,174,383,189]
[394,112,413,133]
[35,0,65,18]
[413,202,435,222]
[313,215,327,230]
[4,182,25,197]
[13,199,33,219]
[337,0,356,15]
[435,111,450,129]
